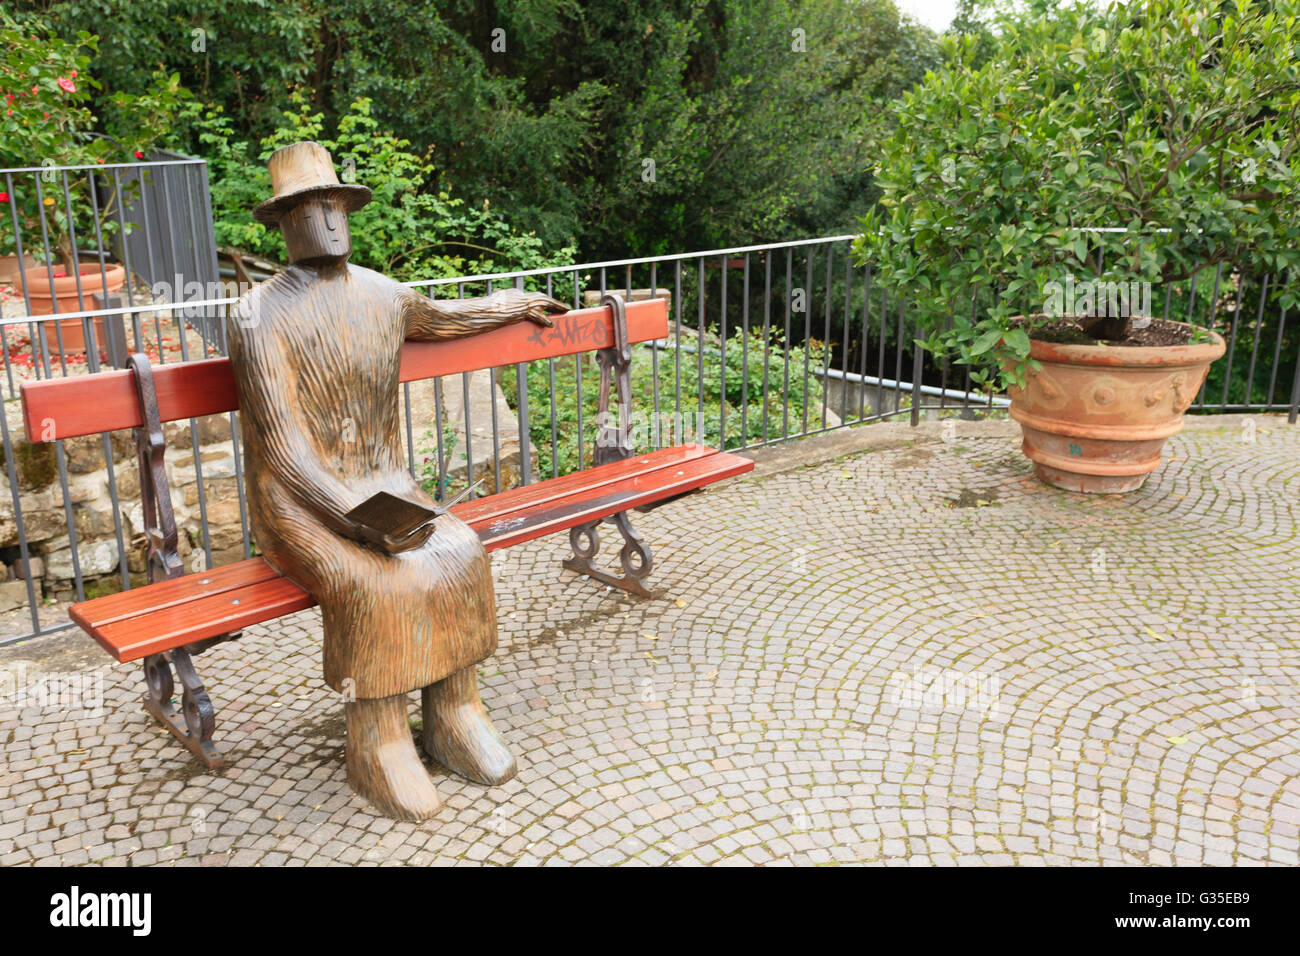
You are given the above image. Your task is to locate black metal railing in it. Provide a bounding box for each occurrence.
[2,223,1297,646]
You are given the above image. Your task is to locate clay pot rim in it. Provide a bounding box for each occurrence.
[22,261,126,292]
[1016,315,1226,367]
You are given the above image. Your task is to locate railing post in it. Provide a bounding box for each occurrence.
[910,335,923,427]
[1288,336,1300,425]
[94,292,130,369]
[515,277,532,484]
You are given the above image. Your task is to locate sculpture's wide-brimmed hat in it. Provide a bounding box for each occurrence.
[253,141,372,226]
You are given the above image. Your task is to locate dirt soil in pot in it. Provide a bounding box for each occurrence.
[1013,316,1196,348]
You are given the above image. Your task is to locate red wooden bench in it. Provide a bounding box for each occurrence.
[20,295,752,768]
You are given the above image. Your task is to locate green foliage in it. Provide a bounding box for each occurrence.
[27,0,940,261]
[16,0,319,139]
[0,11,187,264]
[856,0,1300,393]
[503,329,828,479]
[579,0,940,254]
[178,93,577,280]
[416,421,460,501]
[0,12,186,167]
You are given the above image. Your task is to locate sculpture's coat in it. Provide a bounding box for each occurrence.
[230,263,518,699]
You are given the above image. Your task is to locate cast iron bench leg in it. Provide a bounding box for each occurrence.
[128,352,238,770]
[142,642,226,770]
[563,512,665,599]
[560,295,667,599]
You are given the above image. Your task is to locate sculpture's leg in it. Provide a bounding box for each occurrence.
[421,667,517,786]
[345,694,442,821]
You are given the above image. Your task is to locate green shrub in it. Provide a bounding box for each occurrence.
[855,0,1300,393]
[176,93,577,282]
[502,327,829,479]
[0,11,188,266]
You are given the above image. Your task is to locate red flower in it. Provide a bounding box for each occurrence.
[0,192,9,203]
[57,77,76,93]
[70,70,77,78]
[134,150,144,159]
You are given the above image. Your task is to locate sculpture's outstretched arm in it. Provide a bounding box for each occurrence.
[401,288,567,341]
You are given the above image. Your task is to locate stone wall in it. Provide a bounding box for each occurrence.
[1,400,243,609]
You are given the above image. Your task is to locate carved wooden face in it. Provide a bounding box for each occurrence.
[280,198,353,265]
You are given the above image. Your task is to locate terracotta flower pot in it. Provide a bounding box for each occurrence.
[0,252,39,286]
[23,263,127,353]
[1007,320,1226,493]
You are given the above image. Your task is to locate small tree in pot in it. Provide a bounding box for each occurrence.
[855,0,1300,492]
[0,12,185,338]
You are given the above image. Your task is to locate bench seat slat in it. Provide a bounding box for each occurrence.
[69,557,283,632]
[70,445,753,664]
[452,444,717,527]
[89,576,317,664]
[466,449,755,551]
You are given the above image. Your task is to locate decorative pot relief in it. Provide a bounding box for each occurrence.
[1027,368,1069,411]
[1083,375,1124,414]
[1142,371,1190,413]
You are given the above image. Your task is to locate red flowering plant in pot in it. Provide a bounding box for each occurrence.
[855,0,1300,493]
[0,12,186,347]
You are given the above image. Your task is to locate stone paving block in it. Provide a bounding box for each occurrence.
[1,426,1298,866]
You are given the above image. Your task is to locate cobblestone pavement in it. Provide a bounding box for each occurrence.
[2,419,1298,866]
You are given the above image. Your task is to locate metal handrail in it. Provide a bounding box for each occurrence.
[0,225,1224,327]
[0,157,207,175]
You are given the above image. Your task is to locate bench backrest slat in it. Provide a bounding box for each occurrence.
[22,298,667,442]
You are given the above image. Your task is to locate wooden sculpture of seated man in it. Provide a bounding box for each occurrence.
[228,141,566,820]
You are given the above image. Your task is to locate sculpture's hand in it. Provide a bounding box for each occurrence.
[402,286,567,341]
[501,289,568,327]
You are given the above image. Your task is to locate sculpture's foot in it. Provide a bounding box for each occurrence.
[421,667,517,786]
[345,694,441,821]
